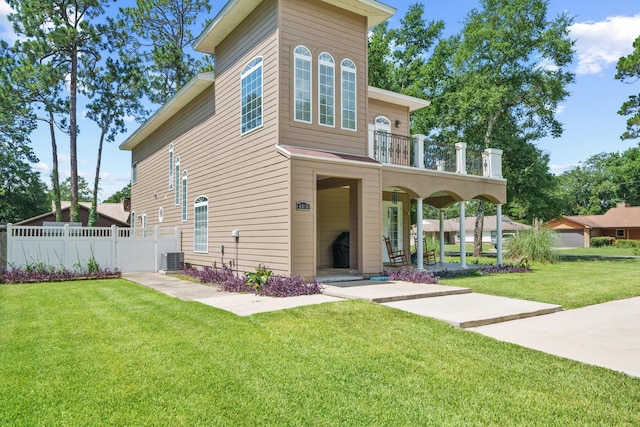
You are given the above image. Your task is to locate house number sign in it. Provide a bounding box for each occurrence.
[296,201,311,211]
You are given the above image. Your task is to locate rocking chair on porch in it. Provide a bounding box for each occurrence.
[383,236,409,267]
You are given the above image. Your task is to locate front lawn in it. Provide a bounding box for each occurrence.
[1,280,639,425]
[440,259,640,309]
[556,246,638,256]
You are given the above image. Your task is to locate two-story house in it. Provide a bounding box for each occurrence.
[119,0,507,280]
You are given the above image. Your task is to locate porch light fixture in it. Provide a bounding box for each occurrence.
[394,119,401,128]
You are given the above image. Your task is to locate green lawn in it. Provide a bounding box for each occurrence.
[1,279,639,425]
[440,259,640,309]
[556,246,638,256]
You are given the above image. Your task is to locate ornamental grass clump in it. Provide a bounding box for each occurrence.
[505,227,559,264]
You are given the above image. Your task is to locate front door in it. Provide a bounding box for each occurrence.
[382,200,403,263]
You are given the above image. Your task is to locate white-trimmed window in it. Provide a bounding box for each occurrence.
[158,207,164,223]
[194,196,208,253]
[182,171,188,222]
[294,45,312,123]
[130,212,135,228]
[174,156,180,206]
[132,161,137,184]
[169,144,174,189]
[241,57,263,134]
[616,229,625,238]
[341,58,357,131]
[318,52,335,127]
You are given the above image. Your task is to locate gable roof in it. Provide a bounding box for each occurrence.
[549,205,640,229]
[193,0,396,54]
[16,202,130,227]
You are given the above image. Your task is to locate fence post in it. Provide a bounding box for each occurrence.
[6,223,12,270]
[111,225,117,271]
[455,142,467,174]
[413,134,425,169]
[64,224,70,270]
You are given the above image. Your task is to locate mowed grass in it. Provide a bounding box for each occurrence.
[1,279,639,426]
[440,259,640,309]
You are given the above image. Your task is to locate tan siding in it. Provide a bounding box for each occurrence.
[131,0,292,274]
[367,98,410,136]
[317,187,350,267]
[279,0,368,155]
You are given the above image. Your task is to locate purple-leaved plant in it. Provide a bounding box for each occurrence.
[387,268,439,284]
[0,266,121,284]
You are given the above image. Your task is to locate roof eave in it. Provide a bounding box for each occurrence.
[368,86,431,111]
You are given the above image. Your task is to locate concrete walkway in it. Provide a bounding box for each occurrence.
[122,273,639,377]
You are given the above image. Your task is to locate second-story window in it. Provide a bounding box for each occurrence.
[168,144,173,189]
[294,46,312,123]
[182,171,188,222]
[174,156,180,206]
[318,52,334,127]
[241,57,263,134]
[341,58,356,131]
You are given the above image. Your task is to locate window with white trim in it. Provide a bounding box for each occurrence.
[158,207,164,223]
[318,52,335,126]
[241,57,263,134]
[294,46,312,123]
[169,144,173,189]
[182,171,188,222]
[341,59,356,130]
[132,162,137,184]
[174,156,180,206]
[194,196,208,253]
[130,212,135,228]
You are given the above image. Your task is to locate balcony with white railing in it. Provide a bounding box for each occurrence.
[367,125,503,178]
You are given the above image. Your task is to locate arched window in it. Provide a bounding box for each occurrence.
[174,156,180,206]
[294,46,312,123]
[168,144,173,189]
[194,196,208,253]
[341,59,356,130]
[181,171,188,222]
[241,57,263,134]
[318,52,334,127]
[375,116,392,163]
[375,116,391,131]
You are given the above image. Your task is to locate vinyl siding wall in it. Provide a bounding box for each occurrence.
[278,0,368,155]
[367,98,410,136]
[131,0,292,273]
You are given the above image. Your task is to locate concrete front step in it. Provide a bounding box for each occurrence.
[321,281,471,303]
[383,293,563,328]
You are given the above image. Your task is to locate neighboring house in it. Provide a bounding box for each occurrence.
[545,202,640,248]
[119,0,507,279]
[16,201,131,227]
[412,216,530,245]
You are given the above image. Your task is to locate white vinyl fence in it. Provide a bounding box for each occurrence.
[5,224,180,273]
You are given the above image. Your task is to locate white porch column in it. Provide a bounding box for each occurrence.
[459,202,467,269]
[439,209,445,265]
[416,198,424,270]
[455,142,467,174]
[496,204,503,265]
[367,124,376,160]
[414,134,426,169]
[483,148,503,178]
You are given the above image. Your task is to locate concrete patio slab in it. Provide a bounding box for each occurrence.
[469,297,640,378]
[321,281,471,303]
[194,294,343,316]
[383,293,563,328]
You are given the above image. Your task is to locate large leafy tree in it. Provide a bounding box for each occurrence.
[615,35,640,140]
[104,184,131,204]
[8,0,113,222]
[119,0,212,104]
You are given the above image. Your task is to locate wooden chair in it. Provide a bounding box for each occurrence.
[423,238,437,266]
[383,236,409,267]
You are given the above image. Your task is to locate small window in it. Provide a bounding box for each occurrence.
[616,229,625,238]
[341,59,356,131]
[130,211,135,228]
[174,156,180,206]
[132,162,138,184]
[158,207,164,223]
[182,171,188,222]
[318,52,334,127]
[194,196,208,253]
[241,57,263,134]
[294,46,312,123]
[169,144,174,190]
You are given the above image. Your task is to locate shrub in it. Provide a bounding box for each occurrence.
[505,228,558,264]
[387,268,439,284]
[614,239,639,248]
[591,237,615,247]
[182,264,322,297]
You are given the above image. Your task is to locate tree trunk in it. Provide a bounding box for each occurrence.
[48,109,62,222]
[69,43,79,222]
[473,113,498,257]
[89,114,109,227]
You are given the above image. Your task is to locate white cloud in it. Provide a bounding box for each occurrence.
[58,154,71,163]
[0,1,17,43]
[32,162,50,175]
[549,163,578,175]
[570,14,640,75]
[555,105,566,115]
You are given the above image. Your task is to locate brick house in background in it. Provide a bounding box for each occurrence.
[119,0,507,279]
[545,202,640,248]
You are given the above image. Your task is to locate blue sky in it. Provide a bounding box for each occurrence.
[1,0,639,200]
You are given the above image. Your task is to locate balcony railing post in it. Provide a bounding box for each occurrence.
[483,148,503,178]
[368,124,376,160]
[455,142,467,174]
[413,134,425,169]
